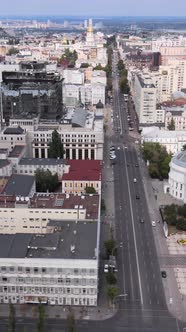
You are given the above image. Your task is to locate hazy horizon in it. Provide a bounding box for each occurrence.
[0,0,186,17]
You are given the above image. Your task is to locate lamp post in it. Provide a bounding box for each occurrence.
[113,293,128,310]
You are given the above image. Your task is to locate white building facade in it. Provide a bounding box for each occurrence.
[168,151,186,202]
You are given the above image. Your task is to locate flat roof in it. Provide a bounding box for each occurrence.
[63,160,102,181]
[9,145,25,158]
[2,174,35,196]
[19,158,66,166]
[0,220,98,259]
[0,193,99,220]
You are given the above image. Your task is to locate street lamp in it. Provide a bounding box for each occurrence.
[113,293,128,309]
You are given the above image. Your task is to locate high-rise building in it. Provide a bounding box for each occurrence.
[0,62,63,125]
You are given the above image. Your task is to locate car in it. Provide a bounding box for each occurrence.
[152,221,156,227]
[139,218,144,223]
[136,194,140,199]
[110,152,116,157]
[104,264,109,273]
[133,178,137,183]
[110,156,116,160]
[110,147,115,152]
[161,271,167,278]
[135,164,139,167]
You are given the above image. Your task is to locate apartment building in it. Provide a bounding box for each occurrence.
[0,221,99,306]
[0,193,99,234]
[133,74,157,124]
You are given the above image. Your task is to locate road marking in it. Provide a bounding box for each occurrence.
[122,144,144,305]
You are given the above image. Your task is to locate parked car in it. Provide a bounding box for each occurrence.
[161,271,167,278]
[151,221,156,227]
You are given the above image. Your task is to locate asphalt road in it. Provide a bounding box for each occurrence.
[0,52,185,332]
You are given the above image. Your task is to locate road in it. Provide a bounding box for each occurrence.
[0,52,185,332]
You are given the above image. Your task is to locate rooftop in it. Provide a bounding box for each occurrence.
[0,160,10,168]
[0,220,98,259]
[19,158,66,166]
[4,127,24,135]
[172,151,186,169]
[63,160,102,181]
[9,145,25,158]
[2,174,35,197]
[0,193,99,220]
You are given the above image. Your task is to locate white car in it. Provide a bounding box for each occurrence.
[152,221,156,227]
[133,178,137,183]
[104,264,109,273]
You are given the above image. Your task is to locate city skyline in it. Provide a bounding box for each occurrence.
[0,0,186,17]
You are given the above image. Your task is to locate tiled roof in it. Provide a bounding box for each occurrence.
[63,160,102,181]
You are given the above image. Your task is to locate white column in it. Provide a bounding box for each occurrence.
[82,148,85,160]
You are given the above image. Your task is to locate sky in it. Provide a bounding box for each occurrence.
[0,0,186,17]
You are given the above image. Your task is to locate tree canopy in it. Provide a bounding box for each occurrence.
[85,186,96,194]
[107,286,119,302]
[142,142,172,179]
[163,204,186,230]
[167,118,175,131]
[35,169,59,193]
[48,130,64,159]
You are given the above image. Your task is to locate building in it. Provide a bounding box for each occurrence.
[165,109,186,130]
[0,219,99,306]
[0,193,99,234]
[142,127,186,154]
[133,73,157,124]
[1,61,63,125]
[62,160,102,194]
[168,151,186,202]
[31,108,104,160]
[2,174,35,197]
[18,158,69,180]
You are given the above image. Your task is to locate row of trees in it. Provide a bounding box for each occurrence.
[163,204,186,231]
[142,142,172,179]
[117,59,130,94]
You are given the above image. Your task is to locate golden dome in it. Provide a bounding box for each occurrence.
[87,26,93,33]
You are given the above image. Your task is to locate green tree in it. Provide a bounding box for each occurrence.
[104,238,116,257]
[35,169,59,192]
[177,204,186,218]
[167,118,175,131]
[37,301,45,332]
[163,204,177,225]
[93,64,105,71]
[176,219,186,231]
[160,155,171,178]
[148,163,159,178]
[107,286,119,303]
[119,76,129,94]
[48,129,64,159]
[106,272,117,285]
[8,304,16,332]
[182,144,186,151]
[7,47,19,55]
[117,59,124,71]
[80,63,89,68]
[85,186,96,194]
[67,312,75,332]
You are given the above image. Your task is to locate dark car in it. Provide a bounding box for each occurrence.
[136,194,140,199]
[161,271,167,278]
[139,218,144,223]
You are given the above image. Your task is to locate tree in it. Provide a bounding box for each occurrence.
[37,301,45,332]
[106,272,117,285]
[182,144,186,151]
[107,286,119,303]
[167,118,175,131]
[148,163,159,178]
[176,219,186,231]
[8,304,16,332]
[7,47,19,55]
[48,129,64,159]
[67,312,75,332]
[93,64,105,71]
[85,186,96,194]
[163,204,177,225]
[80,63,89,68]
[104,238,116,257]
[35,169,59,192]
[119,76,129,94]
[117,60,124,71]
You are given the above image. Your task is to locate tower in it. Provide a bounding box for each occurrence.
[86,18,95,46]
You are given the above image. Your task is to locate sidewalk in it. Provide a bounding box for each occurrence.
[0,303,116,321]
[138,149,186,322]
